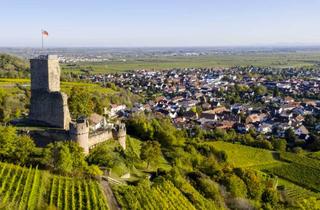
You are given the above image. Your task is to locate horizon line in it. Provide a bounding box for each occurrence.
[2,44,320,49]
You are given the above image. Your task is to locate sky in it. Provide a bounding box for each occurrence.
[1,0,320,47]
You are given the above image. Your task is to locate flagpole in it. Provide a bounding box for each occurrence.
[41,29,43,49]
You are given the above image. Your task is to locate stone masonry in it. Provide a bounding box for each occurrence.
[29,55,71,129]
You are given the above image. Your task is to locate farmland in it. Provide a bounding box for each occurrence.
[61,52,320,73]
[0,162,109,209]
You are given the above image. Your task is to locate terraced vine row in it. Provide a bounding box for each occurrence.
[266,163,320,192]
[113,180,197,210]
[0,162,109,210]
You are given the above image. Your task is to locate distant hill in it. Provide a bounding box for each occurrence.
[0,53,29,77]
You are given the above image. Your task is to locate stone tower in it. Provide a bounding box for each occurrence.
[29,55,71,130]
[112,123,126,150]
[69,118,90,154]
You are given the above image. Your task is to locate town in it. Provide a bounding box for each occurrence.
[76,66,320,148]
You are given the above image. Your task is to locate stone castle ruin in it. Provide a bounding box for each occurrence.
[29,55,126,154]
[29,55,71,129]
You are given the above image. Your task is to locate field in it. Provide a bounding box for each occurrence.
[211,141,320,201]
[61,52,320,73]
[0,162,109,210]
[113,180,196,210]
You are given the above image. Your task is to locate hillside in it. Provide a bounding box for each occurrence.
[0,162,109,209]
[211,141,320,203]
[0,54,29,77]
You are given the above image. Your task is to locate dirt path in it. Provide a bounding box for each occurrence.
[100,178,121,210]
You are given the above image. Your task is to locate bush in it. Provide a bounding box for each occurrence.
[224,174,247,198]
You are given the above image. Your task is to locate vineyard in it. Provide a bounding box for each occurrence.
[113,180,198,210]
[278,179,320,202]
[279,152,320,170]
[266,163,320,192]
[0,162,109,210]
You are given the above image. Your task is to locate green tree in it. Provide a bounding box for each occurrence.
[0,126,16,160]
[43,142,86,175]
[254,85,267,96]
[86,165,103,178]
[234,168,264,200]
[86,142,123,168]
[273,139,287,152]
[273,87,280,97]
[285,128,297,143]
[140,141,161,169]
[68,87,94,118]
[12,135,35,164]
[224,174,248,198]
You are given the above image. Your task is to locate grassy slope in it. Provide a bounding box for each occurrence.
[211,141,280,167]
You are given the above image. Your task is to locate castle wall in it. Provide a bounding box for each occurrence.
[88,130,113,148]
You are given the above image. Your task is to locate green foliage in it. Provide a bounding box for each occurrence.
[195,177,224,206]
[272,139,287,152]
[68,87,94,118]
[0,87,28,123]
[86,165,103,178]
[253,85,268,95]
[127,114,186,147]
[42,141,88,175]
[0,126,35,164]
[223,174,248,198]
[285,128,298,143]
[86,141,124,169]
[140,141,162,168]
[0,53,29,78]
[234,168,264,200]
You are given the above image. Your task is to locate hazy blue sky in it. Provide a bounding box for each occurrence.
[1,0,320,47]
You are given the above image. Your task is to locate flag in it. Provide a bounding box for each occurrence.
[42,30,49,37]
